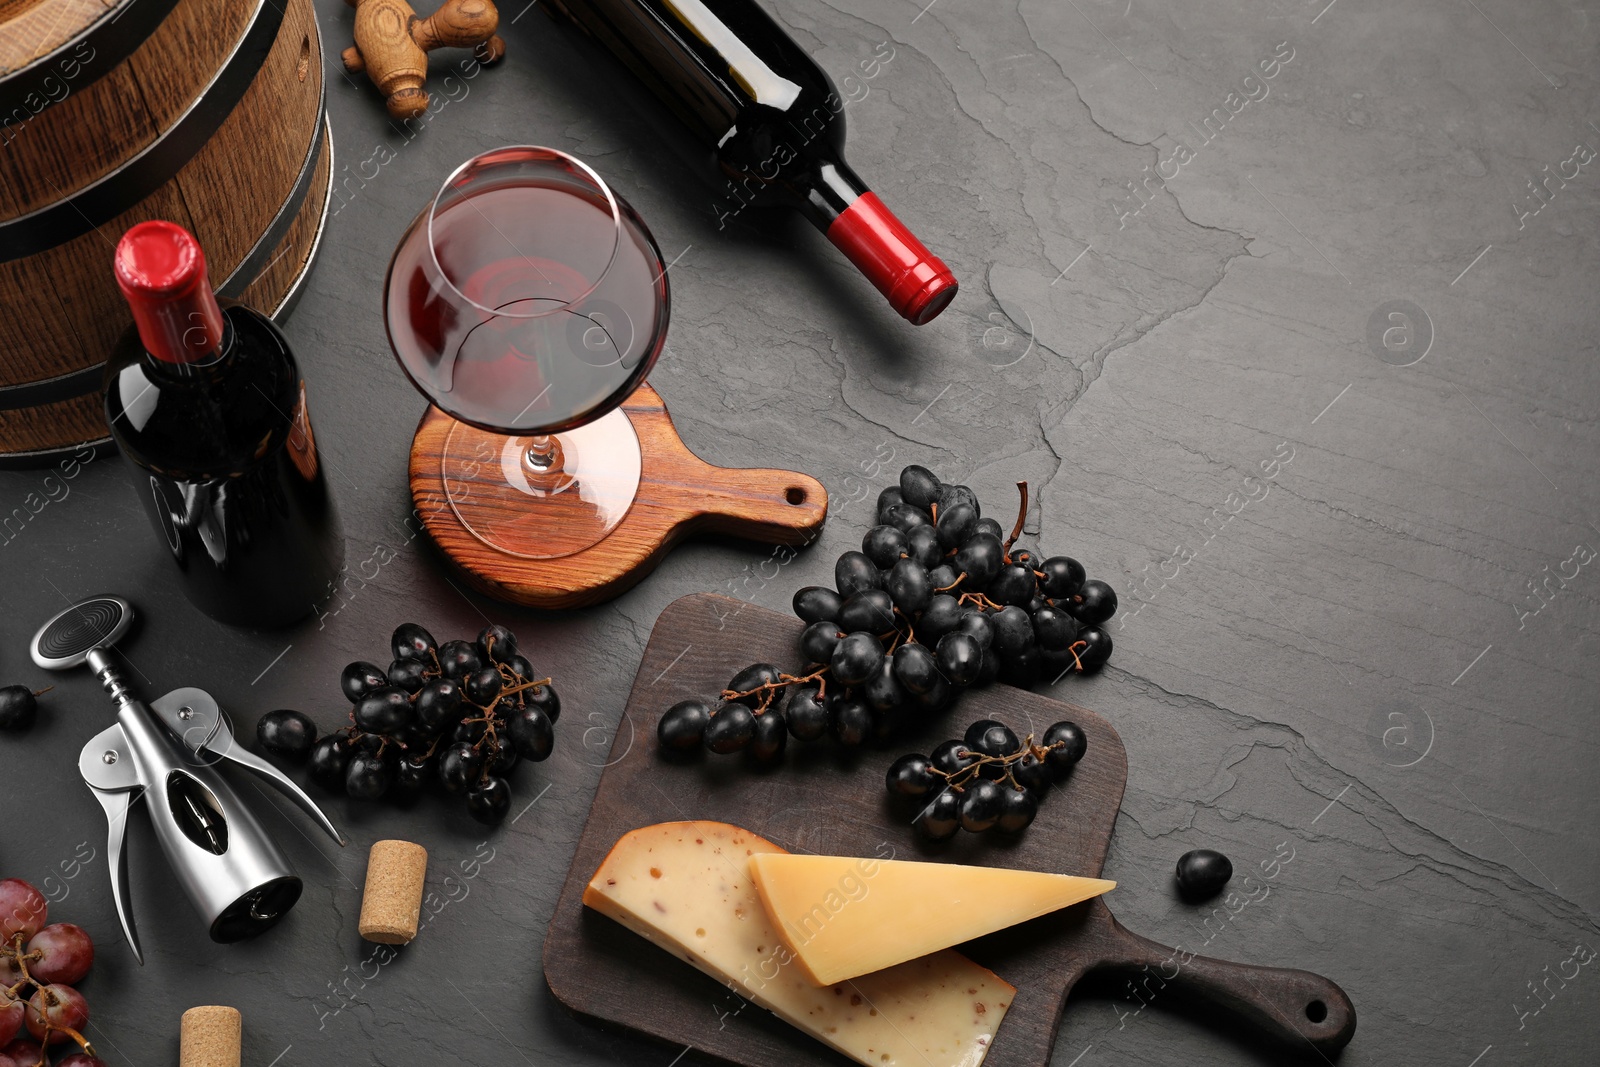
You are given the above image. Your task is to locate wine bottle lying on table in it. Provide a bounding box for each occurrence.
[545,0,958,325]
[105,221,342,628]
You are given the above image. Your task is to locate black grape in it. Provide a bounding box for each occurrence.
[835,551,882,598]
[793,585,843,624]
[899,464,942,509]
[862,525,908,569]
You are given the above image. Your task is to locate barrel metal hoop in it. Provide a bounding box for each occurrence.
[265,113,336,323]
[0,430,113,472]
[218,9,328,302]
[0,0,283,263]
[0,363,105,411]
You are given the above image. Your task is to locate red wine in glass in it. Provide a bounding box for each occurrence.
[384,147,670,558]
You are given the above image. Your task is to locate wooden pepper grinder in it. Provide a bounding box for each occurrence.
[342,0,506,120]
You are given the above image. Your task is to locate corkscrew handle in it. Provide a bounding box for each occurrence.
[79,723,145,964]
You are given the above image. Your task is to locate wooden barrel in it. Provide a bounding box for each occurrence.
[0,0,333,468]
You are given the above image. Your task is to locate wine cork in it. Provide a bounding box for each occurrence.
[180,1006,240,1067]
[359,839,429,944]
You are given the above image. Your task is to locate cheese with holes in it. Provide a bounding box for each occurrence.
[583,822,1013,1067]
[749,853,1115,986]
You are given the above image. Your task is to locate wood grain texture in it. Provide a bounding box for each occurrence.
[167,0,322,273]
[0,389,106,461]
[0,0,254,216]
[408,384,829,609]
[342,0,503,119]
[0,0,326,461]
[0,0,110,74]
[543,594,1356,1065]
[238,118,332,317]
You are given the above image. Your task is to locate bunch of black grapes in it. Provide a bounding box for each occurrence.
[256,623,561,826]
[657,465,1117,763]
[886,719,1087,840]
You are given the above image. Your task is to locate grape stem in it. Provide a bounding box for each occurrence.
[882,608,916,652]
[459,713,505,789]
[5,972,97,1063]
[499,677,553,699]
[1003,480,1028,556]
[3,932,35,989]
[934,572,965,593]
[414,648,443,685]
[932,735,1066,792]
[957,591,1005,612]
[721,667,829,715]
[4,934,37,965]
[55,1024,96,1058]
[421,731,448,761]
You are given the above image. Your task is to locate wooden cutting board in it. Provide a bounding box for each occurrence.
[543,594,1356,1065]
[409,384,828,609]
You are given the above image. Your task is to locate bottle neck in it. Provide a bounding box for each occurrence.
[798,158,872,231]
[140,311,236,382]
[800,157,959,326]
[129,284,228,366]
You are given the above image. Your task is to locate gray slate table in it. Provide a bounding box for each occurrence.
[1,1,1595,1065]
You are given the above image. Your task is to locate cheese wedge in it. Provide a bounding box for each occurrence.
[749,853,1115,986]
[583,822,1013,1067]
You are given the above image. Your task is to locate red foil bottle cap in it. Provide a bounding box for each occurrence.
[826,192,958,325]
[113,220,226,363]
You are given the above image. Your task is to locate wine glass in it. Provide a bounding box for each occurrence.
[384,146,669,558]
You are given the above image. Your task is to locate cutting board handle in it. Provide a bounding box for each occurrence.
[674,457,828,542]
[632,385,828,543]
[1098,913,1356,1056]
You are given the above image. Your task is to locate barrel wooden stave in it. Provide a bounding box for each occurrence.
[0,2,256,218]
[0,392,105,462]
[238,116,332,317]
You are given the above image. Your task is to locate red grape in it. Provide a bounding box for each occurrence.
[0,1037,44,1067]
[24,924,93,986]
[56,1055,106,1067]
[0,881,46,944]
[24,984,87,1045]
[0,992,22,1046]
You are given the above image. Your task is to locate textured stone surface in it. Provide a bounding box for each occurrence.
[1,1,1596,1065]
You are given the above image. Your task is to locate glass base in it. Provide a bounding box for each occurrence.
[440,408,642,559]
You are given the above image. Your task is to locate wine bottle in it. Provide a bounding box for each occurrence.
[105,221,342,628]
[544,0,958,325]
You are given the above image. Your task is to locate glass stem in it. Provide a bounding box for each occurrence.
[524,435,560,472]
